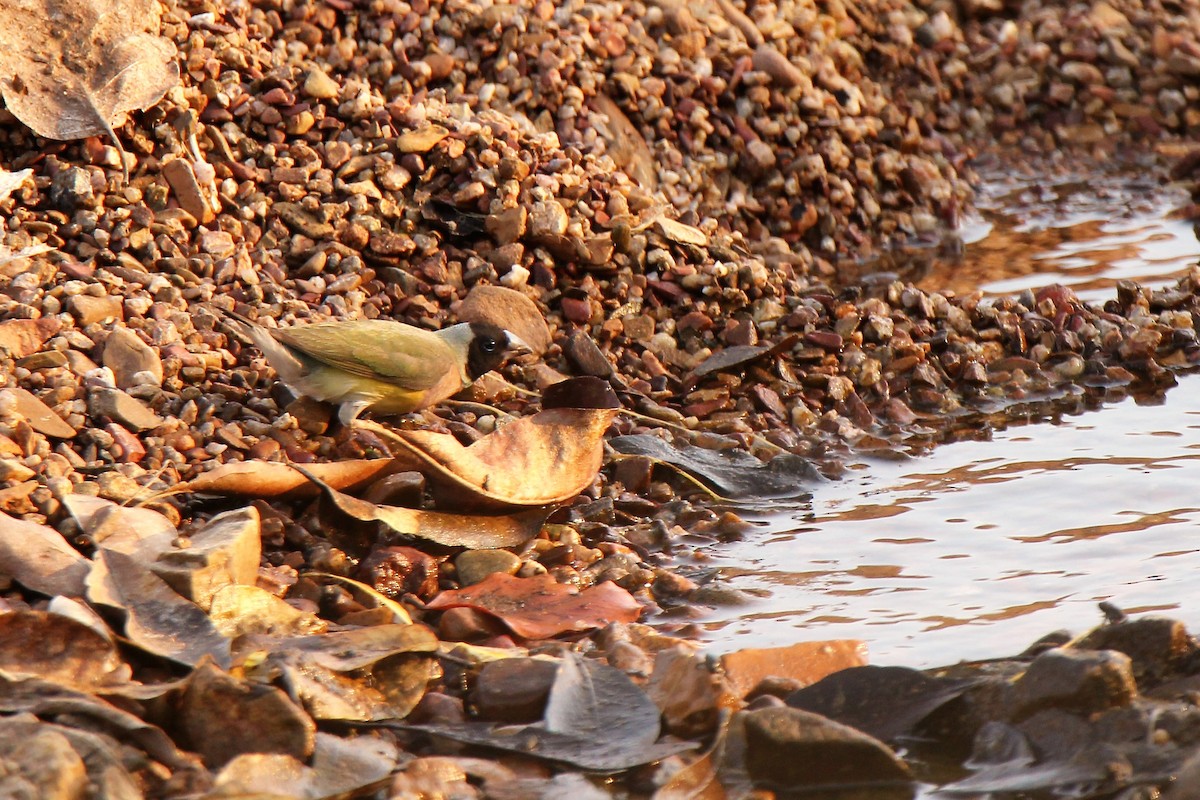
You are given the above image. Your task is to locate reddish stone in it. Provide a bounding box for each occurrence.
[106,423,145,463]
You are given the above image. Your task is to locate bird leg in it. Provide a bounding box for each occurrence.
[337,397,376,427]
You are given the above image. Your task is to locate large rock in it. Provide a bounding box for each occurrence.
[102,327,163,388]
[1012,648,1137,718]
[739,706,912,790]
[153,507,262,611]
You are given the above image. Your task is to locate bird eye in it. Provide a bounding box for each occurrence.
[480,336,499,353]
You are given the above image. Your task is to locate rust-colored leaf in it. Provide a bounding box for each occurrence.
[377,407,618,511]
[426,572,642,639]
[172,457,414,498]
[719,640,868,699]
[0,0,179,161]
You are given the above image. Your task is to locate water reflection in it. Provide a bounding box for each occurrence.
[698,385,1200,668]
[912,156,1200,301]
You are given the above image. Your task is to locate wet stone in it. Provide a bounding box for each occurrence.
[1075,618,1197,683]
[1012,648,1138,718]
[357,546,439,600]
[455,549,521,587]
[472,657,559,723]
[740,706,911,790]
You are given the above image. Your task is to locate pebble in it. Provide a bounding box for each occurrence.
[89,388,163,432]
[472,658,559,723]
[455,549,521,587]
[67,295,123,326]
[102,327,163,389]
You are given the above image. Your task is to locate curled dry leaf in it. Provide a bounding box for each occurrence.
[0,512,89,597]
[169,457,413,498]
[426,572,642,639]
[0,0,179,169]
[305,572,412,624]
[683,333,801,389]
[369,407,618,511]
[300,466,549,549]
[250,624,439,722]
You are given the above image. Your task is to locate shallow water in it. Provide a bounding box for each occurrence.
[701,160,1200,669]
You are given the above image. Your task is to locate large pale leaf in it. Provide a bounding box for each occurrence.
[367,407,618,510]
[299,466,548,549]
[0,512,89,597]
[0,0,179,144]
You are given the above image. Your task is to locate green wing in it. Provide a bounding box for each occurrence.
[273,320,453,391]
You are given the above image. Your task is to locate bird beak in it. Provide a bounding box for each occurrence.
[504,331,534,355]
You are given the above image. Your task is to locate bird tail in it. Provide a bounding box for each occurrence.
[212,306,307,383]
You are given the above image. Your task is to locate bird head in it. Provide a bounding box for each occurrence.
[466,321,532,379]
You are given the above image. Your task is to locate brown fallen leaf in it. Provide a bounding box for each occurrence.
[169,457,414,498]
[683,333,800,390]
[299,466,549,549]
[0,512,89,597]
[0,0,179,176]
[426,572,642,639]
[95,549,232,669]
[365,407,618,511]
[458,284,553,356]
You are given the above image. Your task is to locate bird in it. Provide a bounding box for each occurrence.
[219,309,529,425]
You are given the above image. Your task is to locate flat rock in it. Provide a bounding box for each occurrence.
[1012,648,1137,717]
[67,294,123,326]
[4,387,76,438]
[458,284,552,355]
[740,706,912,790]
[721,640,868,700]
[153,507,262,611]
[0,317,61,358]
[102,327,163,388]
[89,388,163,432]
[472,657,559,723]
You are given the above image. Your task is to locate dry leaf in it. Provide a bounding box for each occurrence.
[174,660,316,768]
[0,0,178,158]
[426,572,642,639]
[0,512,89,597]
[260,624,439,721]
[96,549,232,669]
[655,217,709,247]
[591,93,657,190]
[0,166,32,201]
[171,458,412,498]
[303,468,549,549]
[305,572,412,624]
[374,407,618,510]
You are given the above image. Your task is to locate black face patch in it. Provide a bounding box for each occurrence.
[466,321,510,379]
